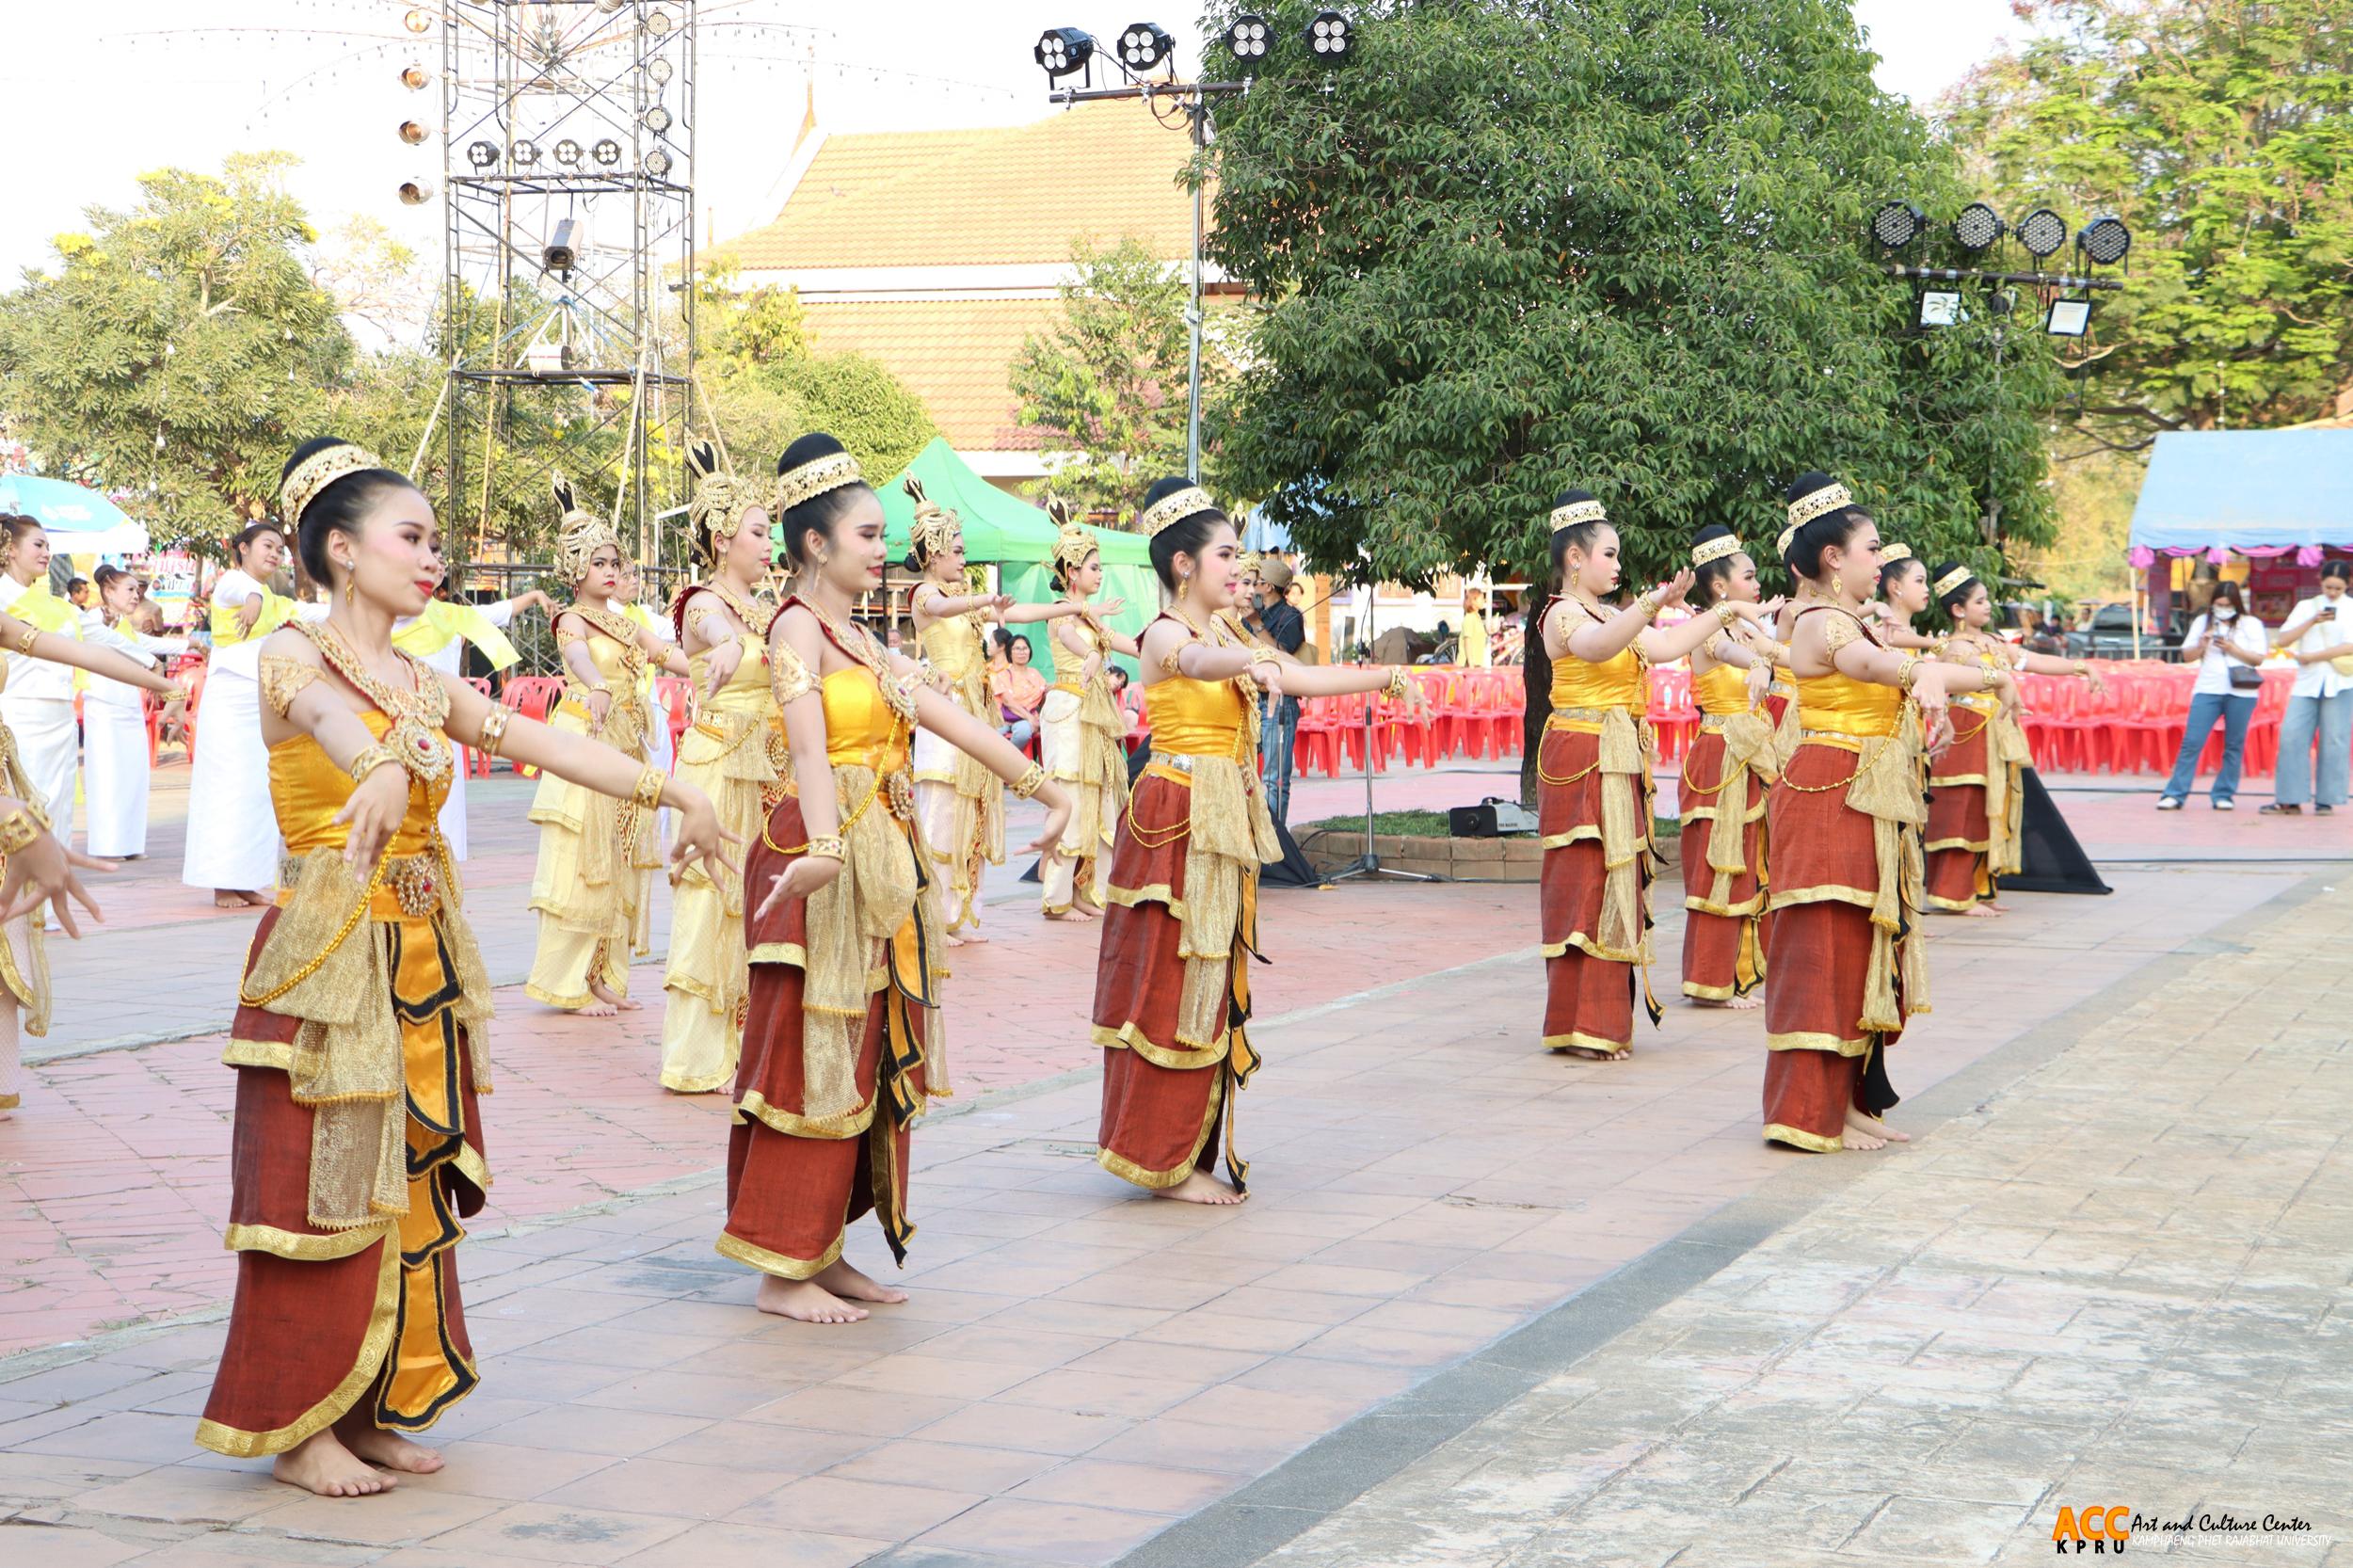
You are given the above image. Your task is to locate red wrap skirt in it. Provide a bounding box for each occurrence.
[1924,711,1997,910]
[1538,725,1651,1055]
[197,906,488,1458]
[1678,728,1768,1000]
[1091,766,1258,1192]
[1760,741,1907,1152]
[718,793,931,1280]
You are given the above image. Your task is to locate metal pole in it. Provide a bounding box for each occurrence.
[1186,103,1206,482]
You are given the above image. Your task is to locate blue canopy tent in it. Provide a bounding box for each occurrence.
[2128,429,2353,628]
[0,474,151,556]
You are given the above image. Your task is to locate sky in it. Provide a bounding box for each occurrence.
[2,1,2039,312]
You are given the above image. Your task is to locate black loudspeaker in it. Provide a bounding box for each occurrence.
[1449,803,1500,839]
[2003,767,2111,895]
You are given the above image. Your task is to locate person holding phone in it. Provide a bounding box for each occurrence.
[2264,561,2353,816]
[2156,580,2269,811]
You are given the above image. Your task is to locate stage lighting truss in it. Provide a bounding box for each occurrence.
[1117,22,1174,72]
[1952,201,2004,253]
[2078,215,2132,267]
[1306,9,1353,56]
[1035,26,1096,78]
[2017,207,2068,259]
[1870,200,1926,250]
[1225,12,1271,60]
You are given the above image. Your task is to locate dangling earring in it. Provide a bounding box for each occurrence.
[342,568,355,609]
[1177,572,1191,602]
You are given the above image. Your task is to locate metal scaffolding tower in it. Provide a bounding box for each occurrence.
[430,0,696,567]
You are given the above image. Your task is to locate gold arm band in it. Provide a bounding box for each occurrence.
[0,808,40,856]
[1895,654,1922,694]
[346,743,405,784]
[12,623,38,655]
[631,766,667,810]
[1384,667,1411,701]
[1012,762,1048,799]
[802,835,846,862]
[476,704,512,759]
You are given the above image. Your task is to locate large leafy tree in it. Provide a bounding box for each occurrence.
[1941,0,2353,451]
[0,152,349,542]
[1200,0,2065,791]
[1009,236,1233,515]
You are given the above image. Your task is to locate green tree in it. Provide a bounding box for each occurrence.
[1941,0,2353,450]
[1009,236,1228,515]
[1199,0,2064,794]
[0,152,350,542]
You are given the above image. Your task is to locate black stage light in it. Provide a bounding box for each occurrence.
[1117,22,1173,72]
[645,148,674,178]
[513,138,541,167]
[466,140,498,169]
[1034,27,1096,78]
[2046,298,2093,337]
[1305,9,1353,57]
[592,138,622,167]
[553,138,584,167]
[2017,207,2068,259]
[1869,200,1925,249]
[1952,201,2004,253]
[2078,215,2132,266]
[544,218,578,274]
[1225,12,1270,60]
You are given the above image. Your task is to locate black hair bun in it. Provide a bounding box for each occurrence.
[1785,471,1837,505]
[777,431,847,475]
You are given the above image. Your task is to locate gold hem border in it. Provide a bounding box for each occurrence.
[714,1228,846,1281]
[1764,1122,1845,1153]
[1765,1030,1874,1057]
[192,1225,401,1458]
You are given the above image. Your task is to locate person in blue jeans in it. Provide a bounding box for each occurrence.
[2262,562,2353,817]
[1242,557,1306,826]
[2157,580,2269,811]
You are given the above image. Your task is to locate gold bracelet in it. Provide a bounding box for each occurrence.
[1715,601,1740,629]
[2073,660,2091,678]
[1636,591,1662,623]
[1011,762,1047,799]
[476,704,512,759]
[802,834,846,862]
[0,808,40,856]
[631,766,666,810]
[12,623,37,655]
[1894,654,1922,694]
[1384,668,1411,701]
[346,743,406,784]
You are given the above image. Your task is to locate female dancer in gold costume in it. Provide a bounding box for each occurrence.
[1763,473,2012,1152]
[903,477,1080,944]
[722,434,1070,1321]
[1040,500,1135,921]
[524,476,691,1015]
[195,438,726,1496]
[659,443,779,1092]
[1924,561,2100,916]
[1092,479,1422,1205]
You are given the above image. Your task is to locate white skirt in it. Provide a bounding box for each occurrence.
[439,737,472,861]
[0,696,78,837]
[83,698,151,858]
[181,669,281,891]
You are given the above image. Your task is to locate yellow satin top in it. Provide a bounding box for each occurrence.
[918,598,990,687]
[1693,661,1751,716]
[692,633,771,722]
[555,626,648,751]
[1549,644,1643,711]
[820,665,910,775]
[1944,636,2010,712]
[1797,668,1903,741]
[270,712,449,915]
[1145,668,1250,759]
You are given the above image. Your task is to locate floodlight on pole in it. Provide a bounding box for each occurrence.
[513,138,540,167]
[403,7,432,33]
[1869,200,1926,250]
[2046,297,2093,337]
[1952,201,2004,252]
[1117,22,1174,72]
[2017,208,2068,258]
[543,218,578,276]
[1305,9,1353,56]
[2078,215,2132,266]
[466,140,498,169]
[646,149,674,178]
[401,64,431,91]
[553,138,583,167]
[1224,13,1270,59]
[398,120,431,146]
[398,180,433,206]
[1034,27,1096,78]
[645,104,673,134]
[592,137,622,167]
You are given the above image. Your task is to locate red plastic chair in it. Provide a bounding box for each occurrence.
[1294,694,1343,778]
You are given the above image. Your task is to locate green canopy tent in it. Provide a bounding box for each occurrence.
[877,439,1154,682]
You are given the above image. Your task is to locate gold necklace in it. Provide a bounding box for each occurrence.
[702,575,775,636]
[296,622,453,782]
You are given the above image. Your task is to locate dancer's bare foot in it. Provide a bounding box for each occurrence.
[756,1274,869,1323]
[1955,903,1999,919]
[1845,1106,1910,1144]
[958,927,989,945]
[1838,1126,1888,1151]
[1982,899,2009,914]
[1045,907,1096,922]
[1558,1045,1627,1062]
[573,998,618,1017]
[215,889,264,910]
[1690,994,1765,1011]
[272,1430,394,1497]
[1155,1170,1245,1205]
[337,1417,443,1476]
[587,979,640,1013]
[813,1257,908,1305]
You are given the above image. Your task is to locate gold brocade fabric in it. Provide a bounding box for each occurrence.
[1547,624,1644,711]
[1544,601,1656,968]
[1688,664,1775,915]
[778,664,950,1120]
[0,707,52,1033]
[1062,621,1130,845]
[1143,644,1281,1048]
[241,717,493,1232]
[1945,641,2030,877]
[531,622,658,959]
[914,589,1004,908]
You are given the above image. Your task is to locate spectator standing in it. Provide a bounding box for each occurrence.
[1244,556,1306,825]
[1461,587,1493,667]
[2157,580,2268,811]
[2263,560,2353,816]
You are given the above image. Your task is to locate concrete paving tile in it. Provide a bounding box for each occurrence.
[69,1466,296,1527]
[634,1418,876,1477]
[725,1472,983,1536]
[824,1437,1063,1494]
[469,1406,712,1459]
[736,1385,966,1438]
[0,1521,154,1566]
[912,1496,1169,1565]
[605,1519,891,1568]
[251,1487,509,1546]
[414,1498,695,1564]
[909,1401,1135,1458]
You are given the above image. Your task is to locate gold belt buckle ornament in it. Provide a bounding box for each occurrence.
[886,771,916,820]
[385,855,440,917]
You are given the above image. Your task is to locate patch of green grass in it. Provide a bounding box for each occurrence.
[1295,808,1454,838]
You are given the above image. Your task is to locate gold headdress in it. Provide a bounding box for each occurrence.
[551,472,620,583]
[1237,550,1264,575]
[1881,542,1913,565]
[686,440,761,552]
[1785,481,1852,533]
[1690,535,1743,568]
[904,475,963,562]
[1550,496,1607,530]
[280,441,387,533]
[1137,485,1214,538]
[1045,495,1098,582]
[774,448,863,514]
[1935,565,1975,598]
